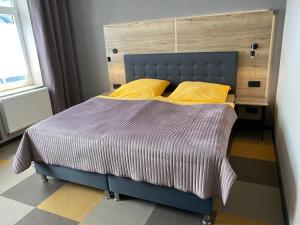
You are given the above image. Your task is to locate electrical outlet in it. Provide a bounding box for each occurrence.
[248,81,261,88]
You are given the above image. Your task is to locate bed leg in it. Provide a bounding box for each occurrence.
[202,214,212,225]
[104,190,111,200]
[114,192,120,201]
[40,175,48,183]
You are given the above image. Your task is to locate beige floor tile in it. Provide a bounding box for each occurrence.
[230,139,276,161]
[215,212,271,225]
[37,183,104,222]
[0,159,10,167]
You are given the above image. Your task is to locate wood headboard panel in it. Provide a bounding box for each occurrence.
[104,10,275,101]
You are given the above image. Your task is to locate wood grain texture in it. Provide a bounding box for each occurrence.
[235,97,268,106]
[104,19,175,88]
[103,11,275,101]
[176,11,274,99]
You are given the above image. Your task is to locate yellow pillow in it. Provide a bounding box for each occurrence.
[168,81,231,103]
[109,79,170,98]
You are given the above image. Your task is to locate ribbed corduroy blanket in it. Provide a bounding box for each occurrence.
[13,98,237,203]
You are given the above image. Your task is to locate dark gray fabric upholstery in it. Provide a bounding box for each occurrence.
[124,52,238,93]
[27,0,82,113]
[35,163,109,190]
[108,175,213,214]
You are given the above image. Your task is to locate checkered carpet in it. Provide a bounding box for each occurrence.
[0,129,284,225]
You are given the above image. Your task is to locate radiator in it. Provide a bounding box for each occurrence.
[0,87,52,134]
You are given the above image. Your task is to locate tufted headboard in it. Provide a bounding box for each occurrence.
[124,52,238,93]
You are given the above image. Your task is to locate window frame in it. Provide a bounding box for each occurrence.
[0,0,34,92]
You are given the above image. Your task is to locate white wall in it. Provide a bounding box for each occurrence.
[275,0,300,224]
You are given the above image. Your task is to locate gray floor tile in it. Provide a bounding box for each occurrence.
[0,164,35,194]
[0,140,35,194]
[221,181,284,225]
[0,140,20,160]
[0,131,284,225]
[230,156,279,187]
[15,208,77,225]
[235,128,273,143]
[0,196,33,225]
[84,197,155,225]
[2,173,64,206]
[146,205,203,225]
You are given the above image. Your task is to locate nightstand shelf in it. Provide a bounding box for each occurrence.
[235,97,268,140]
[235,97,268,106]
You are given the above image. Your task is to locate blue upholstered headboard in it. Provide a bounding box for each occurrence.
[124,52,238,93]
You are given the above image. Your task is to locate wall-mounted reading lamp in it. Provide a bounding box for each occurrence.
[250,42,258,58]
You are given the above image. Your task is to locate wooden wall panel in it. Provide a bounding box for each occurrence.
[103,11,275,102]
[176,11,274,99]
[104,19,175,88]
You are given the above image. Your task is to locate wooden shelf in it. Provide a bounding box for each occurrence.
[235,97,268,106]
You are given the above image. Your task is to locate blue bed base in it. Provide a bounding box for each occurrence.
[34,162,109,190]
[108,175,213,214]
[34,163,213,220]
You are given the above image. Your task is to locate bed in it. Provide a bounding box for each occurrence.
[13,52,238,224]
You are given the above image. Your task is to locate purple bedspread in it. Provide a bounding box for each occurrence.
[13,97,237,203]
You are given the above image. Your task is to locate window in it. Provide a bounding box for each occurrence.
[0,0,34,91]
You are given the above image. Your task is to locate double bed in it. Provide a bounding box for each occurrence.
[13,51,238,225]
